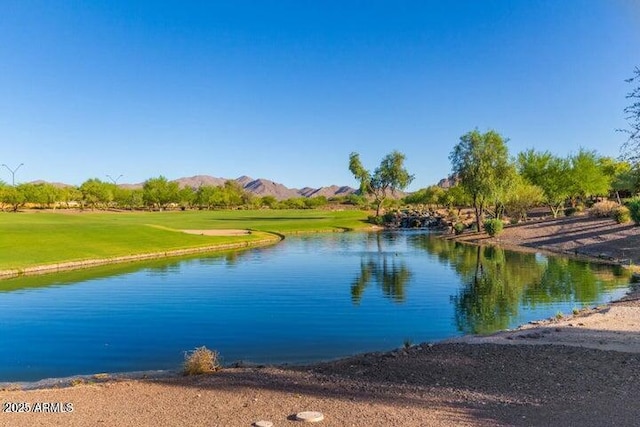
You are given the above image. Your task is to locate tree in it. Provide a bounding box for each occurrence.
[449,129,512,231]
[439,185,472,214]
[600,157,634,202]
[80,178,113,210]
[348,151,414,217]
[621,67,640,164]
[259,195,277,209]
[403,185,444,207]
[142,176,179,210]
[517,149,570,218]
[503,175,545,221]
[0,183,25,212]
[566,148,611,204]
[20,183,60,209]
[59,186,83,209]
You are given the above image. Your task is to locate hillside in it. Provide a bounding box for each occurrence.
[32,175,358,200]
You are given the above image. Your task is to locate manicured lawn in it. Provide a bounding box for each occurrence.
[0,209,370,270]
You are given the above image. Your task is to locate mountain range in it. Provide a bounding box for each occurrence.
[120,175,358,200]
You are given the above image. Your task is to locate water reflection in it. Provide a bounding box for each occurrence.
[409,234,630,334]
[351,258,411,304]
[0,231,633,381]
[0,247,259,292]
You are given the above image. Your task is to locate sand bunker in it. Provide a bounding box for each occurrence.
[181,229,251,236]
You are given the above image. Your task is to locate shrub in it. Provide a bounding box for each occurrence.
[589,200,619,218]
[453,222,465,235]
[564,207,577,217]
[183,346,221,375]
[613,206,631,224]
[483,218,504,237]
[628,198,640,225]
[367,215,384,226]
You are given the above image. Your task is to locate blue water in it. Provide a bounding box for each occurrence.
[0,231,631,381]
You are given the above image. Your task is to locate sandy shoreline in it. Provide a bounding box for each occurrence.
[2,216,640,426]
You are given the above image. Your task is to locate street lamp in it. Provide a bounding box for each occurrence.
[2,163,24,186]
[106,174,123,185]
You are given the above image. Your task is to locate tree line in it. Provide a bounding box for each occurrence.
[357,67,640,230]
[0,176,366,212]
[444,130,638,230]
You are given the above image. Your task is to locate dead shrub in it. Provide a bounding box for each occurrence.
[183,346,221,375]
[589,200,619,218]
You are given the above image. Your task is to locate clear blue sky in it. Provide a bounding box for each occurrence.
[1,1,639,190]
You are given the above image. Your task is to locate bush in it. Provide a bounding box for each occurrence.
[183,346,221,375]
[367,215,384,225]
[453,222,465,235]
[483,218,504,237]
[627,198,640,225]
[613,206,631,224]
[589,200,619,218]
[564,207,577,217]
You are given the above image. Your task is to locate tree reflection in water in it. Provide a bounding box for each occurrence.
[351,232,412,304]
[351,257,411,304]
[409,234,630,335]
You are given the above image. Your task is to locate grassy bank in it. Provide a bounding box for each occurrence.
[0,209,370,271]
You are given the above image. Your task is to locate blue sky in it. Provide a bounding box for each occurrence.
[1,1,639,190]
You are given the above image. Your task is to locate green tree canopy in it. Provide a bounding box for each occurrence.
[349,151,414,217]
[503,174,545,221]
[517,149,570,218]
[566,148,611,203]
[449,129,512,230]
[142,176,179,210]
[80,178,114,210]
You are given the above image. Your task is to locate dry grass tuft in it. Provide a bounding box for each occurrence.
[183,346,221,375]
[589,200,619,218]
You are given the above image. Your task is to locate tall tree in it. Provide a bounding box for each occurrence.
[449,129,512,231]
[621,67,640,164]
[517,149,570,218]
[503,175,545,221]
[349,151,414,217]
[80,178,113,210]
[142,176,179,210]
[567,148,611,204]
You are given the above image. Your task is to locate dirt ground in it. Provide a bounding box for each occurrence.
[456,214,640,267]
[2,215,640,427]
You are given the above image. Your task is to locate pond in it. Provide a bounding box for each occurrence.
[0,231,631,382]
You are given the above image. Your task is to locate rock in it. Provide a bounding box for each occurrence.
[254,421,274,427]
[295,411,324,422]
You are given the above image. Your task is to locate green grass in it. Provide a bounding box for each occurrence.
[0,209,370,270]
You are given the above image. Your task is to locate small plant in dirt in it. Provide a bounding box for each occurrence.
[627,198,640,225]
[613,206,631,224]
[555,311,564,320]
[572,307,580,315]
[564,207,577,217]
[453,222,465,235]
[483,218,504,237]
[183,346,221,375]
[403,338,413,349]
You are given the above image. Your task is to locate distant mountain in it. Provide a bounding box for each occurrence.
[437,174,459,189]
[173,175,357,200]
[28,180,73,188]
[27,175,373,200]
[174,175,227,189]
[29,175,357,200]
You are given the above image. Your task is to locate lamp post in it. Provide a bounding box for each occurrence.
[106,174,123,185]
[2,163,24,186]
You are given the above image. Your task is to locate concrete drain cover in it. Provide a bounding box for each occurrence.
[295,411,324,422]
